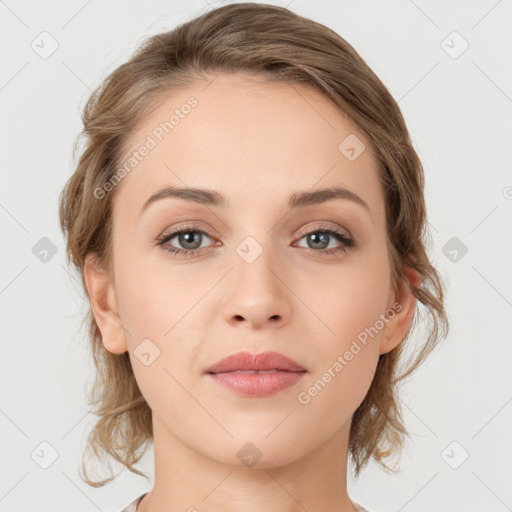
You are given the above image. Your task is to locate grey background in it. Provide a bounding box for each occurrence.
[1,0,511,511]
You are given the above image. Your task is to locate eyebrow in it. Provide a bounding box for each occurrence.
[140,185,371,215]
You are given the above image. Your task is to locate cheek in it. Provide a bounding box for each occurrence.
[300,252,390,344]
[294,252,390,412]
[112,241,184,332]
[294,262,389,425]
[333,267,389,339]
[117,260,201,412]
[112,245,204,377]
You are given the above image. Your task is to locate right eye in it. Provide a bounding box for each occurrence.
[156,225,217,257]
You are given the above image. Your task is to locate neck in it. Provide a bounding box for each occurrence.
[138,414,359,512]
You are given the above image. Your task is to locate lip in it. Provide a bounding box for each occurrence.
[205,350,307,397]
[205,350,306,374]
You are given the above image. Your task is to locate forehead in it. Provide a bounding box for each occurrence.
[113,72,384,223]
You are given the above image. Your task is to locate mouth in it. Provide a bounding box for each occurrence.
[205,351,307,397]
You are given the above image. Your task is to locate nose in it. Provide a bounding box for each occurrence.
[222,247,292,330]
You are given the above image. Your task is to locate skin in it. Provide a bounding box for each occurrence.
[84,72,417,512]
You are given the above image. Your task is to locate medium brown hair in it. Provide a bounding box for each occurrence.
[58,2,449,487]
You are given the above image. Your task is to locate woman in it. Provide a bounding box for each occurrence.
[58,3,449,511]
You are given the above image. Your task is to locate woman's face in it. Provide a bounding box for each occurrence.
[87,72,413,467]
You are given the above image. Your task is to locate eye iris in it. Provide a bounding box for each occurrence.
[308,232,329,249]
[179,231,201,249]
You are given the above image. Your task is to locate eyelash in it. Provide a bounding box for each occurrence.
[156,223,355,259]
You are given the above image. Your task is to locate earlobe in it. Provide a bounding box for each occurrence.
[83,253,127,354]
[379,267,419,355]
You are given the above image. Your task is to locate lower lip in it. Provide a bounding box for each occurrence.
[207,370,307,397]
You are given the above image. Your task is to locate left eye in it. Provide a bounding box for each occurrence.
[295,228,354,252]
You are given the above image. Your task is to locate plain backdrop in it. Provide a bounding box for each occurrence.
[1,1,511,511]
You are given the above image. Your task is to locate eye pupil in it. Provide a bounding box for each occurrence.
[308,232,329,249]
[179,231,201,249]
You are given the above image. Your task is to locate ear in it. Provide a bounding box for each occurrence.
[83,253,128,354]
[379,267,419,355]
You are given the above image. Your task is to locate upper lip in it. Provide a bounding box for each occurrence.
[205,350,307,374]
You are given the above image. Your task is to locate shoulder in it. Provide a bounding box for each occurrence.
[353,501,373,512]
[118,492,148,512]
